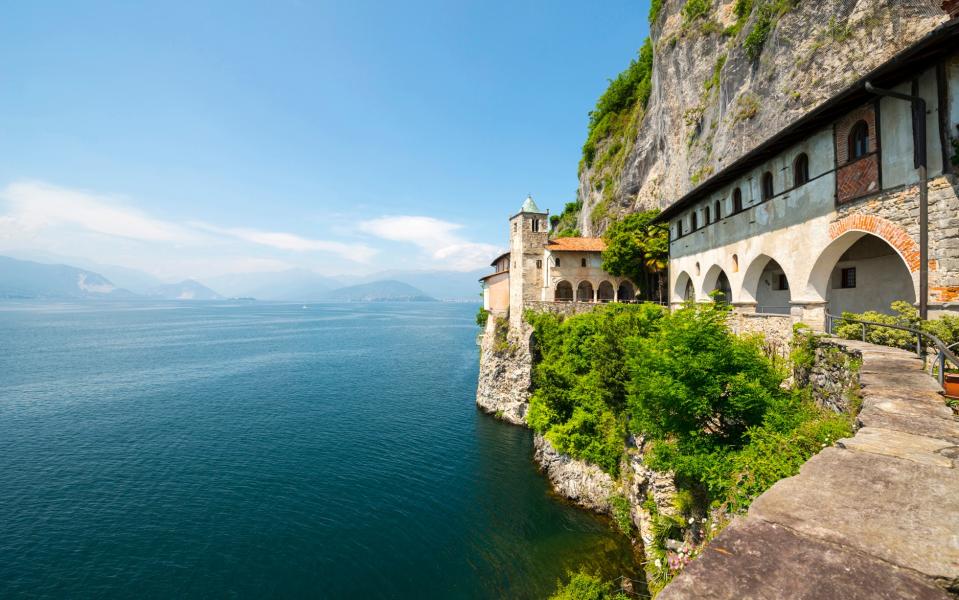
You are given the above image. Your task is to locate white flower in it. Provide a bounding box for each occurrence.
[688,517,695,524]
[654,559,662,568]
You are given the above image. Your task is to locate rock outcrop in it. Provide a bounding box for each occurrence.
[578,0,949,235]
[475,315,534,425]
[533,434,618,513]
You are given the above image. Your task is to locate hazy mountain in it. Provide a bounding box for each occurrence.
[146,279,223,301]
[204,269,344,301]
[322,280,435,302]
[0,250,164,293]
[356,269,487,301]
[0,256,137,299]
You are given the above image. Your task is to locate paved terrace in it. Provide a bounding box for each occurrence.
[661,340,959,599]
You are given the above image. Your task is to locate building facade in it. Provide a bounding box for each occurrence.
[481,196,637,326]
[657,19,959,330]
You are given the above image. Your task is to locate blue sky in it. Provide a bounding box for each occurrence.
[0,1,648,280]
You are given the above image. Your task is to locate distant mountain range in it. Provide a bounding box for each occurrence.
[320,280,435,302]
[0,256,218,301]
[0,255,448,303]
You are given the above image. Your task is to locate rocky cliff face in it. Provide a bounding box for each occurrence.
[578,0,949,236]
[475,315,534,425]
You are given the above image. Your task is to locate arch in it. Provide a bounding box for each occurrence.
[741,254,792,314]
[674,271,694,303]
[702,265,733,304]
[714,199,721,221]
[793,153,809,187]
[691,211,698,231]
[733,188,743,213]
[731,254,739,273]
[827,214,920,272]
[807,232,916,316]
[762,171,774,201]
[555,280,573,302]
[576,281,594,303]
[597,280,615,302]
[848,120,869,160]
[617,281,635,303]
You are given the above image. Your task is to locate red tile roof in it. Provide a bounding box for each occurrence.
[546,237,606,252]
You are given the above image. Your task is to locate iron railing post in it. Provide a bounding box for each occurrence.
[862,323,867,342]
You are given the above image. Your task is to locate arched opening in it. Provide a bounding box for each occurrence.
[576,281,594,303]
[691,211,698,231]
[762,171,774,201]
[714,199,721,221]
[704,205,711,224]
[597,281,615,302]
[731,254,739,273]
[617,281,635,303]
[793,153,809,187]
[733,188,743,213]
[555,280,573,302]
[742,255,792,315]
[848,120,869,160]
[807,232,915,316]
[674,272,694,303]
[703,265,733,304]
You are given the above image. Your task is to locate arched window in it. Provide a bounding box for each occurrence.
[704,206,711,224]
[733,188,743,213]
[848,120,869,160]
[714,200,721,221]
[675,221,682,238]
[691,211,698,231]
[793,153,809,187]
[762,172,774,201]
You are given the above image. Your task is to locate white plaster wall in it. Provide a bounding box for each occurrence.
[880,67,944,187]
[754,262,792,313]
[826,254,916,315]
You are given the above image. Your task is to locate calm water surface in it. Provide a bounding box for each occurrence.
[0,302,638,598]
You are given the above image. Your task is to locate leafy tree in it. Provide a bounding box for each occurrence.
[600,210,668,301]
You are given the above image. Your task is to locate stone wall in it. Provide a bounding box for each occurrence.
[524,300,607,318]
[835,176,959,308]
[793,334,863,414]
[726,311,793,359]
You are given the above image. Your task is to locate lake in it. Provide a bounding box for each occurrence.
[0,301,638,598]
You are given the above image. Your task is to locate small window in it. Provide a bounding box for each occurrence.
[840,267,857,289]
[513,223,517,232]
[704,206,711,224]
[555,258,561,267]
[581,257,587,267]
[714,200,721,221]
[536,259,542,269]
[731,254,739,273]
[532,219,540,232]
[762,172,774,201]
[675,221,682,238]
[691,211,698,231]
[775,274,789,290]
[793,153,809,187]
[848,120,869,160]
[733,188,743,213]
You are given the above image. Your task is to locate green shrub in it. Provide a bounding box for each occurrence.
[475,306,489,328]
[609,494,633,535]
[682,0,711,26]
[549,572,627,600]
[649,0,665,25]
[526,304,667,475]
[582,38,653,169]
[835,301,959,349]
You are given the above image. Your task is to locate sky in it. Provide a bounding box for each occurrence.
[0,1,648,281]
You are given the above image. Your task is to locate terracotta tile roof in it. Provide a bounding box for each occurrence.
[546,237,606,252]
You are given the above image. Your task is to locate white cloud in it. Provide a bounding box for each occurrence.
[2,181,198,243]
[360,215,499,271]
[190,222,377,263]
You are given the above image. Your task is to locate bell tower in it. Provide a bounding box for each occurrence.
[508,195,548,326]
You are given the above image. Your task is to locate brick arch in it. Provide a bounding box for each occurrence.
[828,214,920,272]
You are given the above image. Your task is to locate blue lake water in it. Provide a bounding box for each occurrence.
[0,301,637,598]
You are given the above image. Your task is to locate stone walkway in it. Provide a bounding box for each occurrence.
[660,340,959,599]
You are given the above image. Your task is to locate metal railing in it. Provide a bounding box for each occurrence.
[826,311,959,386]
